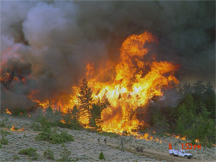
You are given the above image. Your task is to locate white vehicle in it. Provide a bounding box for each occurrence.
[169,149,193,159]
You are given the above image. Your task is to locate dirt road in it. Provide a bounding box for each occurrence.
[106,143,199,162]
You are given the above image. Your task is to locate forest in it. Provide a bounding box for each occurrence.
[3,78,216,148]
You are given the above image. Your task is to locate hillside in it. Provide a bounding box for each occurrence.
[0,115,215,162]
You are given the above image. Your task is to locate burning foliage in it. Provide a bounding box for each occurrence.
[69,31,179,135]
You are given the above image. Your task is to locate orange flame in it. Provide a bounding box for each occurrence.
[20,31,179,138]
[69,31,179,135]
[6,109,12,115]
[181,136,186,140]
[60,119,66,124]
[195,139,200,143]
[10,125,24,131]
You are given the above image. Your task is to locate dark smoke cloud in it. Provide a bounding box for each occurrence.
[1,1,215,110]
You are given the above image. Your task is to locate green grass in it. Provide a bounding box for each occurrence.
[35,128,74,144]
[57,148,72,161]
[97,132,119,138]
[0,136,8,145]
[0,130,12,136]
[155,132,170,137]
[43,149,55,160]
[13,154,20,160]
[114,146,121,150]
[18,147,39,160]
[0,120,6,127]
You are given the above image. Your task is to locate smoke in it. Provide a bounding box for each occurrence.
[1,1,215,110]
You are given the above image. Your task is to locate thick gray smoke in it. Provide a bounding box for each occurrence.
[1,1,215,110]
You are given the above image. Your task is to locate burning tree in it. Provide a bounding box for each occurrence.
[77,78,93,126]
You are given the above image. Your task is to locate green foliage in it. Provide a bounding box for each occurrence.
[78,78,93,125]
[0,130,12,136]
[152,112,170,132]
[172,82,216,145]
[99,151,105,160]
[0,120,6,127]
[32,122,42,131]
[18,148,39,160]
[58,148,72,161]
[43,149,55,160]
[34,105,61,129]
[11,108,27,116]
[204,82,215,119]
[0,136,8,145]
[155,132,170,137]
[0,144,2,148]
[90,103,106,127]
[59,106,81,130]
[35,127,74,144]
[13,154,20,160]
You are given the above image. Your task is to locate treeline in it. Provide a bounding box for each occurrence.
[3,78,215,147]
[150,81,215,146]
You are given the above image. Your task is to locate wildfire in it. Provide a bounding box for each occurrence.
[6,109,12,115]
[70,31,179,136]
[10,125,24,131]
[60,119,66,124]
[2,31,179,142]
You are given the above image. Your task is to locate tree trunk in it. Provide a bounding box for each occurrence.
[120,136,124,152]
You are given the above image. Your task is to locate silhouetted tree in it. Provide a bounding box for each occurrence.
[78,78,93,125]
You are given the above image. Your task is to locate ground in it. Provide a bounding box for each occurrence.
[0,115,215,162]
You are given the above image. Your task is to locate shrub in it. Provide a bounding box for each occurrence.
[35,128,74,144]
[0,136,8,145]
[99,151,105,160]
[18,148,39,160]
[32,122,43,131]
[13,154,20,160]
[43,149,54,160]
[0,120,6,127]
[58,148,71,161]
[0,144,2,148]
[0,130,12,136]
[12,108,27,116]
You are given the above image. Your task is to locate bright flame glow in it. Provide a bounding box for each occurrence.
[69,31,179,136]
[6,109,12,115]
[10,125,24,131]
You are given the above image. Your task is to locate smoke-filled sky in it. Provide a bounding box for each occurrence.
[1,0,215,110]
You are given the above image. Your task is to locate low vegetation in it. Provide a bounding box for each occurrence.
[13,154,20,160]
[43,149,55,160]
[58,148,72,161]
[2,80,215,148]
[0,136,8,145]
[0,120,6,127]
[35,127,74,144]
[0,130,12,136]
[18,147,39,160]
[99,151,105,160]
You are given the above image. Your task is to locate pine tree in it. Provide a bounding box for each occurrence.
[78,78,93,125]
[204,82,215,119]
[99,151,105,160]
